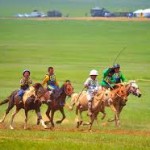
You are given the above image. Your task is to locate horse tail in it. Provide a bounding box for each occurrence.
[0,90,18,106]
[0,99,9,106]
[69,93,79,110]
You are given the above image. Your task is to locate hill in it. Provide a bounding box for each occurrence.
[0,0,150,17]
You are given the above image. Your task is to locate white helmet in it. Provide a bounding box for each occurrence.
[89,70,99,76]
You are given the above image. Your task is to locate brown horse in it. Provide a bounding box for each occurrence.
[72,88,112,130]
[43,80,74,127]
[0,83,47,129]
[70,84,130,129]
[105,81,142,126]
[70,81,142,128]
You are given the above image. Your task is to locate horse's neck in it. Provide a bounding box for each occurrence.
[112,87,120,97]
[125,84,131,96]
[57,86,64,94]
[54,85,67,102]
[23,86,35,103]
[61,94,67,102]
[93,91,104,108]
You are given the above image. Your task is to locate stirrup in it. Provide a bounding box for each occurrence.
[19,100,23,104]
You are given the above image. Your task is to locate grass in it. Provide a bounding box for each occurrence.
[0,18,150,149]
[0,129,150,150]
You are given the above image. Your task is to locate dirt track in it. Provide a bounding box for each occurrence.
[36,17,150,22]
[1,122,150,137]
[1,17,150,22]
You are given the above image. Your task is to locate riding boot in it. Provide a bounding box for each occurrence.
[17,95,23,104]
[88,101,92,116]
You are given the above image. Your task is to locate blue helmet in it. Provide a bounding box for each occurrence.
[23,69,30,75]
[113,64,120,69]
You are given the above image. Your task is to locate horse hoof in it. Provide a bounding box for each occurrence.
[83,122,90,126]
[76,121,80,128]
[56,121,61,124]
[69,106,73,110]
[0,120,4,123]
[108,118,115,122]
[37,120,40,125]
[9,125,14,130]
[79,121,83,125]
[89,129,93,133]
[44,121,50,125]
[44,125,49,129]
[24,126,28,130]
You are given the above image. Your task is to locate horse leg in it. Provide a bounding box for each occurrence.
[100,104,106,120]
[76,106,79,128]
[9,108,20,130]
[56,107,66,124]
[50,109,55,127]
[110,104,120,127]
[45,105,51,124]
[114,104,124,125]
[24,110,28,130]
[89,113,97,131]
[69,100,75,110]
[0,100,14,123]
[35,109,48,129]
[101,112,106,120]
[118,105,124,117]
[76,107,83,128]
[109,103,123,124]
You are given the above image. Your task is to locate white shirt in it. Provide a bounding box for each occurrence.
[84,77,99,93]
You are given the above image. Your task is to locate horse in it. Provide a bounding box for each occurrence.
[0,83,48,129]
[70,81,142,128]
[72,88,113,130]
[105,80,142,126]
[43,80,74,127]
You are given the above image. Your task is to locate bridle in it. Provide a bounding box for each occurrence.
[128,82,141,97]
[64,81,74,96]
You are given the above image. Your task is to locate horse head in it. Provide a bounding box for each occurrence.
[33,83,46,103]
[127,81,142,97]
[110,83,128,105]
[63,80,74,96]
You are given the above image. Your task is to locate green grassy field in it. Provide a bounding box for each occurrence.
[0,18,150,149]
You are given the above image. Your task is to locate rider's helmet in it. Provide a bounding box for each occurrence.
[89,70,99,76]
[113,64,120,69]
[23,69,30,76]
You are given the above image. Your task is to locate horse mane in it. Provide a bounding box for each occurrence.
[23,86,35,103]
[113,83,123,89]
[65,80,70,83]
[23,83,43,103]
[33,83,43,90]
[53,80,71,95]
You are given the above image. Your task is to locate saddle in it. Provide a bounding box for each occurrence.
[50,88,60,99]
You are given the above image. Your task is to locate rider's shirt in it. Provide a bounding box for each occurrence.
[20,77,32,90]
[112,71,126,83]
[84,77,99,93]
[100,68,115,88]
[18,77,32,97]
[42,74,59,90]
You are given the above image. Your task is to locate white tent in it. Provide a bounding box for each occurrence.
[133,8,150,17]
[133,9,143,17]
[143,9,150,17]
